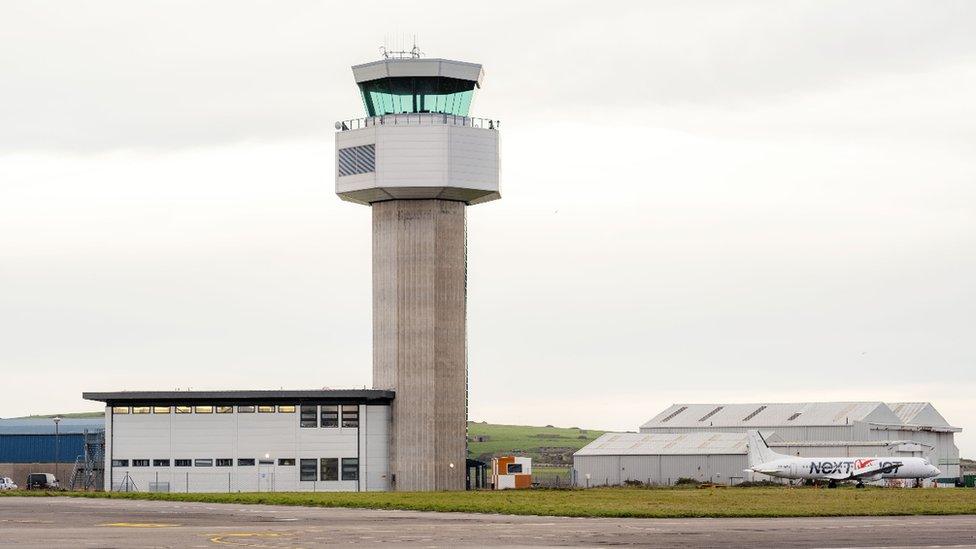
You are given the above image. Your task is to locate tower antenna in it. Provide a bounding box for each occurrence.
[379,35,423,60]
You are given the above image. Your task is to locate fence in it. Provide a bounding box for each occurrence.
[109,470,361,493]
[532,468,574,488]
[335,113,500,131]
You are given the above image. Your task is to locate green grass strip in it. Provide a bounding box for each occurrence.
[5,487,976,518]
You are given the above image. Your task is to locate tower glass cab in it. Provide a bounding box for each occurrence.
[358,76,476,116]
[335,57,500,206]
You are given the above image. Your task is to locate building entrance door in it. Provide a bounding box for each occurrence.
[258,461,275,492]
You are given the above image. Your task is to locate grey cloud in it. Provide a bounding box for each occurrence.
[2,1,975,152]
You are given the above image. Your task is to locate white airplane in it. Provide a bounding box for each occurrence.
[746,430,940,488]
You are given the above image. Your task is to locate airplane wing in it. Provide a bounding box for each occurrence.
[746,467,779,475]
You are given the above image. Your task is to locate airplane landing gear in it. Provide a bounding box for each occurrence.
[855,481,865,489]
[828,480,838,489]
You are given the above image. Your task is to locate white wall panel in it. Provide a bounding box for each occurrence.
[107,403,390,493]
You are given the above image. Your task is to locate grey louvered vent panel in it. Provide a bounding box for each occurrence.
[698,406,724,422]
[337,144,375,176]
[660,406,688,423]
[741,405,767,422]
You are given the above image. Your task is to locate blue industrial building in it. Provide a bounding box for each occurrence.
[0,418,103,463]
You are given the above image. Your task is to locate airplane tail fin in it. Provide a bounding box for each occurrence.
[747,430,781,467]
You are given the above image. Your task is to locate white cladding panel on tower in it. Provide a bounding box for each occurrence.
[336,117,499,205]
[351,58,484,87]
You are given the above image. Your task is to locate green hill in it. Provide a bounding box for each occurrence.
[7,412,603,468]
[13,412,105,419]
[467,421,605,466]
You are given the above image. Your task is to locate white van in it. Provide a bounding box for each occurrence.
[26,473,58,490]
[0,477,17,490]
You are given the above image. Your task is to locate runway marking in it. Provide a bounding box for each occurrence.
[209,532,291,547]
[100,522,181,528]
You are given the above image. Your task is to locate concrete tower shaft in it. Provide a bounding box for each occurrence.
[335,55,499,491]
[373,200,467,491]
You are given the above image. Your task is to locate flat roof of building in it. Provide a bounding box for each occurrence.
[83,389,395,405]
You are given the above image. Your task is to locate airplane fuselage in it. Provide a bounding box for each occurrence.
[755,457,938,482]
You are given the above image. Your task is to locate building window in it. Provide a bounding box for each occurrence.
[278,458,296,466]
[341,405,359,428]
[216,459,233,467]
[257,405,275,413]
[320,405,338,428]
[174,459,192,467]
[132,459,150,467]
[238,405,255,413]
[175,406,192,414]
[112,406,130,415]
[237,459,256,466]
[507,463,523,474]
[111,459,129,467]
[152,406,171,414]
[132,406,151,414]
[153,459,170,467]
[216,406,233,414]
[320,458,338,481]
[194,459,213,467]
[258,459,274,466]
[341,458,359,481]
[194,405,213,414]
[300,459,317,481]
[300,406,318,428]
[278,405,296,413]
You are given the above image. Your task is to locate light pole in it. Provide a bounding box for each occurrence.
[52,416,62,487]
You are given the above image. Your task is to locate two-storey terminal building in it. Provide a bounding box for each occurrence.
[84,390,393,493]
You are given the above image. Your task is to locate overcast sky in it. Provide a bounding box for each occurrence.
[2,1,974,455]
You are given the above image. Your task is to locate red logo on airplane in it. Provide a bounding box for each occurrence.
[855,459,875,469]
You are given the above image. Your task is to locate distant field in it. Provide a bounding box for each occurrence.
[467,422,605,464]
[7,487,976,518]
[14,412,105,419]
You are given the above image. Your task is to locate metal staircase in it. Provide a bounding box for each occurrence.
[67,429,105,491]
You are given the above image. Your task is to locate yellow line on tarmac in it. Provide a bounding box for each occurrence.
[209,532,287,546]
[100,522,181,528]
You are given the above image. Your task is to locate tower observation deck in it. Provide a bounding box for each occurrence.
[335,56,500,491]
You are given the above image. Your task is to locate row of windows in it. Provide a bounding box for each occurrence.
[113,405,295,415]
[299,458,360,482]
[111,457,359,481]
[300,405,358,428]
[112,404,360,428]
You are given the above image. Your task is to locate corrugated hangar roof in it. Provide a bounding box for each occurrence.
[575,432,751,456]
[886,402,952,428]
[574,432,925,457]
[641,402,903,430]
[0,418,103,435]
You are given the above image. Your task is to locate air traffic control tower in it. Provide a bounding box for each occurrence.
[335,52,499,491]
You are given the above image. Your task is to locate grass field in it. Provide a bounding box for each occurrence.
[466,422,605,464]
[14,412,104,419]
[6,487,976,518]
